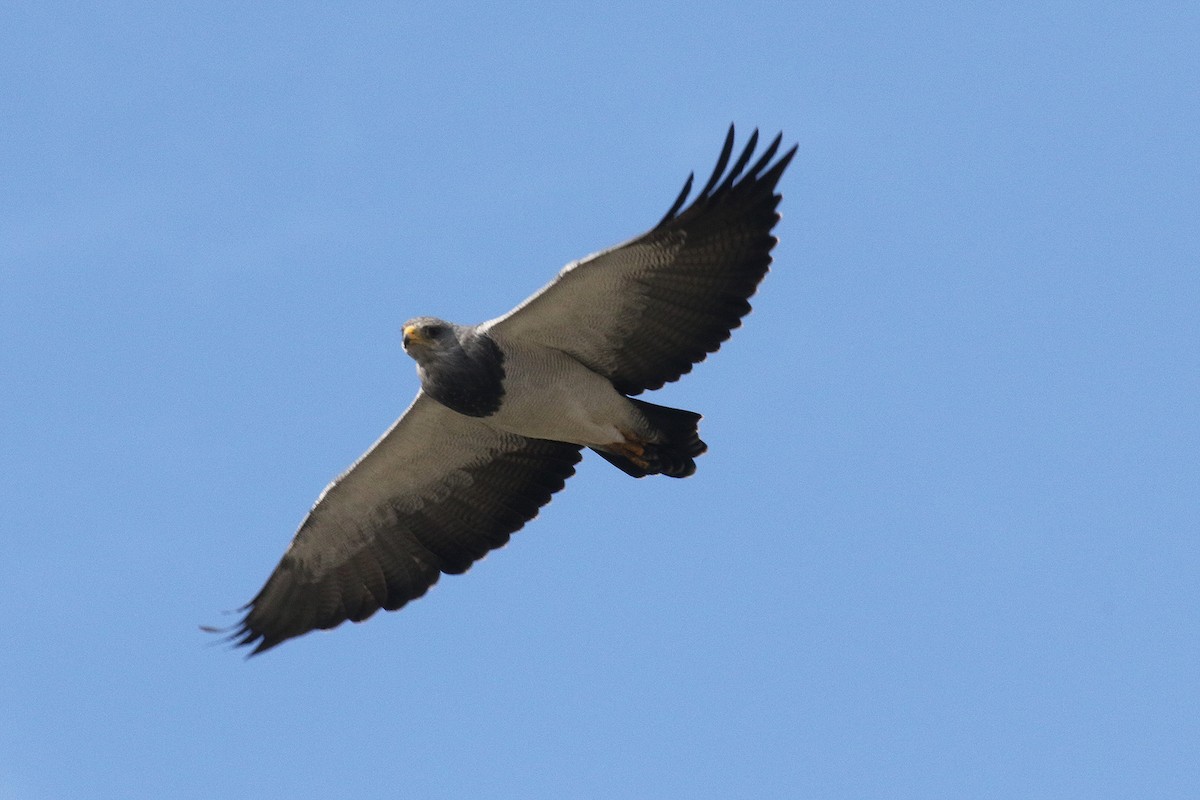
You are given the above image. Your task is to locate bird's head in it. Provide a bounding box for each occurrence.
[403,317,454,351]
[402,317,469,370]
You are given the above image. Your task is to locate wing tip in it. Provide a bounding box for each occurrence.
[200,618,276,658]
[657,171,695,227]
[655,126,797,229]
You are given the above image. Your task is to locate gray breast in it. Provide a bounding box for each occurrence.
[422,332,506,418]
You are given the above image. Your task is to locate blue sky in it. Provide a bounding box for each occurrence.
[2,2,1197,798]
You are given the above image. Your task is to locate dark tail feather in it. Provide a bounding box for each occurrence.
[591,399,708,478]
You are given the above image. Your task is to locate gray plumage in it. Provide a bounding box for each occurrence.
[402,318,506,418]
[217,126,796,653]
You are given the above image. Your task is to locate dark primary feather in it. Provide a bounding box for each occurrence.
[224,394,581,654]
[487,125,797,396]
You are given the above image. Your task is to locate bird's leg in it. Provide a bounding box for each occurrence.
[611,430,650,469]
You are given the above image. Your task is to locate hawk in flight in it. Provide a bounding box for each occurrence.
[218,127,796,653]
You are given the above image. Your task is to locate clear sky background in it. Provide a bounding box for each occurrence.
[2,3,1197,798]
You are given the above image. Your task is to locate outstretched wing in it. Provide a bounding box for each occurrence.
[225,392,582,654]
[485,126,796,396]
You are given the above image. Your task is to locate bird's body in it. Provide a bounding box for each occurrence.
[216,126,797,653]
[474,332,643,449]
[407,319,675,463]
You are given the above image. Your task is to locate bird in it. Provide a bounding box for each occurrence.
[215,126,796,653]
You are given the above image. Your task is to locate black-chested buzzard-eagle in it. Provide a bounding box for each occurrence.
[215,127,796,653]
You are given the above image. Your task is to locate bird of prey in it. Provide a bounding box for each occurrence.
[219,126,796,653]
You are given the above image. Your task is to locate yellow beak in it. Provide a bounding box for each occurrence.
[402,324,427,347]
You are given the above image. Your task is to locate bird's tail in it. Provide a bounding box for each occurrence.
[592,398,708,478]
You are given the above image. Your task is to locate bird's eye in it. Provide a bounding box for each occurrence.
[427,324,445,337]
